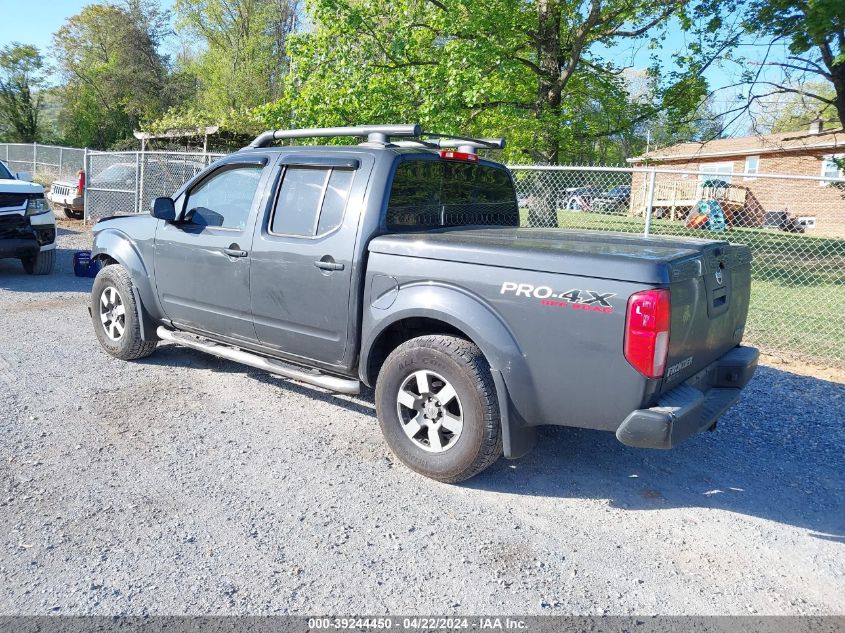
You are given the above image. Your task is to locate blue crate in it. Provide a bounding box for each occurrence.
[73,251,100,278]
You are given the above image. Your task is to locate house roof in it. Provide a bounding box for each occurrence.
[628,127,845,163]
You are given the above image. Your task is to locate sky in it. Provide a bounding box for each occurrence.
[1,0,82,51]
[0,0,173,51]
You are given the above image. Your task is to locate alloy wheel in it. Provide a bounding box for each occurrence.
[396,369,464,453]
[99,286,126,341]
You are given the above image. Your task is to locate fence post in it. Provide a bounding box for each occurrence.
[32,142,37,176]
[138,147,145,215]
[643,168,657,237]
[83,149,89,225]
[59,147,63,179]
[134,152,141,214]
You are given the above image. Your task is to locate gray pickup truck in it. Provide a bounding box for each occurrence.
[89,124,759,482]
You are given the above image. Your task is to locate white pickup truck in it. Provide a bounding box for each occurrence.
[0,161,56,274]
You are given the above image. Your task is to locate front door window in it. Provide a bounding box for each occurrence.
[185,165,263,229]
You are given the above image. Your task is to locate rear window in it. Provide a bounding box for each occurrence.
[385,160,518,230]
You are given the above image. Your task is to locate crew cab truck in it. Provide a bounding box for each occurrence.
[0,160,56,275]
[89,124,759,483]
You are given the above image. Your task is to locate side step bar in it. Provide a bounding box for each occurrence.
[156,327,361,395]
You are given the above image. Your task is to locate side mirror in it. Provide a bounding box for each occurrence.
[151,197,176,221]
[16,171,32,182]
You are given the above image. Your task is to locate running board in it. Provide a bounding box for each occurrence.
[156,327,360,395]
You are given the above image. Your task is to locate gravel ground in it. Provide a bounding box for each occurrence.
[1,225,843,616]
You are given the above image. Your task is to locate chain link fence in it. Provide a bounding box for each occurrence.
[0,142,86,183]
[84,151,225,220]
[75,149,845,367]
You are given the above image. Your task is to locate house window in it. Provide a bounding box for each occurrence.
[820,154,844,185]
[699,161,734,184]
[744,155,759,180]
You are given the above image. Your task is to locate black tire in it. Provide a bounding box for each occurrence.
[63,208,83,220]
[375,335,503,483]
[21,249,55,275]
[91,264,157,361]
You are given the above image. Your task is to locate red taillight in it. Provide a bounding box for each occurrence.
[76,170,85,196]
[624,289,671,379]
[439,150,479,162]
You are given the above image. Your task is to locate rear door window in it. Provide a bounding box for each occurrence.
[386,160,518,230]
[270,167,354,237]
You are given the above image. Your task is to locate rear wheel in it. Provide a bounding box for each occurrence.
[375,335,502,483]
[21,249,54,275]
[91,264,157,360]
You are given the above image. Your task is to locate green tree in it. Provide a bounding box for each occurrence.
[53,1,175,148]
[0,43,45,142]
[757,82,839,132]
[739,0,845,128]
[264,0,723,162]
[252,0,730,223]
[173,0,300,117]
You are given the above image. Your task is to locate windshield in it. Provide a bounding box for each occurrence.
[0,161,12,180]
[386,159,518,230]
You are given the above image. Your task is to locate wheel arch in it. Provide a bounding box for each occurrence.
[363,315,470,387]
[92,229,161,340]
[360,285,538,458]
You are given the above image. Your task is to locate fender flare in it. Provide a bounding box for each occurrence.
[360,283,538,458]
[91,229,161,341]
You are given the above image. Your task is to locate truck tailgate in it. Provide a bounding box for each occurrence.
[662,241,753,389]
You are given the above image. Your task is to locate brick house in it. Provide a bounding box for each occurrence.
[627,122,845,236]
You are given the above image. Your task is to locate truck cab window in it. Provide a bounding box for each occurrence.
[386,160,518,230]
[185,165,262,230]
[271,167,354,237]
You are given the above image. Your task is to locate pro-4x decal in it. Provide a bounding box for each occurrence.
[499,282,616,314]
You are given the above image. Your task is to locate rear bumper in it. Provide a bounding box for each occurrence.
[616,346,759,449]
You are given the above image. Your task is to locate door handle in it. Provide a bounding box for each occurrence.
[224,246,248,258]
[314,259,344,271]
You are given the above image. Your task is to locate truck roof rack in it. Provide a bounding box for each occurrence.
[393,137,506,153]
[246,125,421,148]
[245,124,505,153]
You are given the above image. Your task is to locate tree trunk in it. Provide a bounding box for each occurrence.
[831,62,845,127]
[536,0,561,163]
[528,0,562,228]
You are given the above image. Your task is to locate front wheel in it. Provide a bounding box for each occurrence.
[91,264,157,360]
[375,335,502,483]
[21,249,54,275]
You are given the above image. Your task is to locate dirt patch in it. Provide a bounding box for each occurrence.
[761,353,845,384]
[8,296,86,313]
[55,217,89,232]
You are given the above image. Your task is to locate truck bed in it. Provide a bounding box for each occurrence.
[369,227,732,283]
